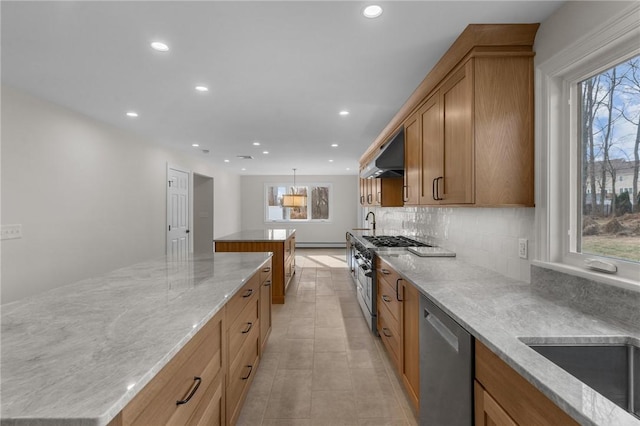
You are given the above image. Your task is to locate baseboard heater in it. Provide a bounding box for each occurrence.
[296,242,346,248]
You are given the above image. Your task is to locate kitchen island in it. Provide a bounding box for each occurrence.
[1,251,272,426]
[374,250,640,426]
[215,229,295,304]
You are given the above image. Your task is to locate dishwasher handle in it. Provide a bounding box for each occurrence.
[424,308,459,353]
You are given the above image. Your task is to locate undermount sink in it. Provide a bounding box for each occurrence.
[525,339,639,419]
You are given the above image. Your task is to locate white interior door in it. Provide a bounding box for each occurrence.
[167,167,190,259]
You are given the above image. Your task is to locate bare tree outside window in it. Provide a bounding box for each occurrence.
[311,186,329,219]
[265,184,330,222]
[579,54,640,263]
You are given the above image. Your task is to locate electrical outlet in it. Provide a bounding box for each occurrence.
[518,238,528,259]
[1,224,22,240]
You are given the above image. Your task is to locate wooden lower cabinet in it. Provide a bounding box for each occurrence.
[376,258,420,412]
[113,258,273,426]
[475,341,579,426]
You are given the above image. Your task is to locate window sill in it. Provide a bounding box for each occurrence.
[531,260,640,293]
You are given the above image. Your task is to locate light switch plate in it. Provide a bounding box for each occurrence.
[518,238,528,259]
[1,224,22,240]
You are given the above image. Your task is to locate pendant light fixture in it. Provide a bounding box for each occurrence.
[282,168,307,207]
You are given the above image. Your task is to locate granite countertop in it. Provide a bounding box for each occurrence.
[1,252,272,426]
[215,228,295,242]
[376,251,640,426]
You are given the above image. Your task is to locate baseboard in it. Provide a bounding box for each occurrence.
[296,242,345,248]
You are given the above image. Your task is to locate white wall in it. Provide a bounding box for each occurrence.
[1,86,242,303]
[240,174,358,246]
[193,173,215,254]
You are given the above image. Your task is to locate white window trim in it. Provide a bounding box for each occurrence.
[264,182,333,223]
[535,3,640,290]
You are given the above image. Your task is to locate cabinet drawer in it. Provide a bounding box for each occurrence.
[377,274,401,325]
[377,259,402,289]
[228,296,259,358]
[227,327,260,425]
[259,261,272,284]
[123,309,224,426]
[226,272,260,326]
[378,302,401,372]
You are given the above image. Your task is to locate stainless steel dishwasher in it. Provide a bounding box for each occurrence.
[419,294,474,425]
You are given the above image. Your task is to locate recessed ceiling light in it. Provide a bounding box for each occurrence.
[150,41,169,52]
[363,5,383,18]
[241,168,246,171]
[331,143,339,147]
[339,110,350,116]
[263,151,269,154]
[329,159,334,163]
[126,111,138,118]
[252,141,261,146]
[224,159,230,163]
[192,143,199,147]
[346,168,351,171]
[195,86,209,92]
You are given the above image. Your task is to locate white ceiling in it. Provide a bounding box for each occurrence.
[1,1,563,176]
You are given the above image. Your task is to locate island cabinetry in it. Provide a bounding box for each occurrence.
[375,257,420,411]
[259,261,273,353]
[215,230,295,304]
[475,340,578,426]
[226,272,262,426]
[121,307,226,426]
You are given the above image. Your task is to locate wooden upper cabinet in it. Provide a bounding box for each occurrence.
[404,112,421,205]
[360,175,403,207]
[365,24,538,208]
[440,60,474,205]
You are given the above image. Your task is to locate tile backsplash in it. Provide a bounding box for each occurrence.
[370,207,535,282]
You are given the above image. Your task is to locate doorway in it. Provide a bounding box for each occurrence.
[167,166,190,259]
[193,173,214,254]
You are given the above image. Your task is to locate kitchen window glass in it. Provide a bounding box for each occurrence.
[576,55,640,265]
[265,184,331,222]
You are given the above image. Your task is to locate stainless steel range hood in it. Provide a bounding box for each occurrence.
[360,127,404,179]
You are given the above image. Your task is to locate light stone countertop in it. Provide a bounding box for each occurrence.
[0,252,272,426]
[376,251,640,426]
[214,228,295,242]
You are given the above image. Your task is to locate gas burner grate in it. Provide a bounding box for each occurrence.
[362,235,431,248]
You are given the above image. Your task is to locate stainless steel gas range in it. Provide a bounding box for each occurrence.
[346,233,433,335]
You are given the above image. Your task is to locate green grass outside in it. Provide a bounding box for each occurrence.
[582,236,640,263]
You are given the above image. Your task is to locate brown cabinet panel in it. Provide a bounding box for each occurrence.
[475,341,578,426]
[259,262,272,353]
[474,381,517,426]
[401,282,420,410]
[420,93,443,205]
[404,113,421,205]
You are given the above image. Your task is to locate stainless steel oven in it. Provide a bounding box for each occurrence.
[347,234,377,334]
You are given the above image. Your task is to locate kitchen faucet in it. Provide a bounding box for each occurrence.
[365,211,376,231]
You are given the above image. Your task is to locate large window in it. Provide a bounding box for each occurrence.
[265,184,331,222]
[536,2,639,286]
[578,56,640,264]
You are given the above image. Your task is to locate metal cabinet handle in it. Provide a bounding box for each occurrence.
[432,178,438,201]
[367,194,372,204]
[243,288,254,298]
[381,328,392,338]
[262,267,271,273]
[241,365,253,380]
[382,295,392,303]
[381,269,390,275]
[242,322,253,334]
[395,278,404,302]
[263,280,271,287]
[176,376,202,405]
[360,195,365,204]
[403,185,408,202]
[377,191,381,203]
[434,176,444,201]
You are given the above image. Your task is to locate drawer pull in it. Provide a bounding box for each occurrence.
[264,280,271,287]
[382,295,392,303]
[176,376,202,405]
[262,267,271,272]
[241,365,253,380]
[381,328,392,338]
[241,322,253,334]
[381,269,390,275]
[395,278,404,302]
[242,288,254,298]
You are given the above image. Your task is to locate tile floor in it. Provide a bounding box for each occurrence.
[237,249,419,426]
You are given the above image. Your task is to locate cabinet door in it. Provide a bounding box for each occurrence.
[373,178,381,206]
[259,270,272,353]
[404,112,421,205]
[474,381,517,426]
[420,93,443,205]
[402,281,420,411]
[441,60,474,204]
[359,177,366,206]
